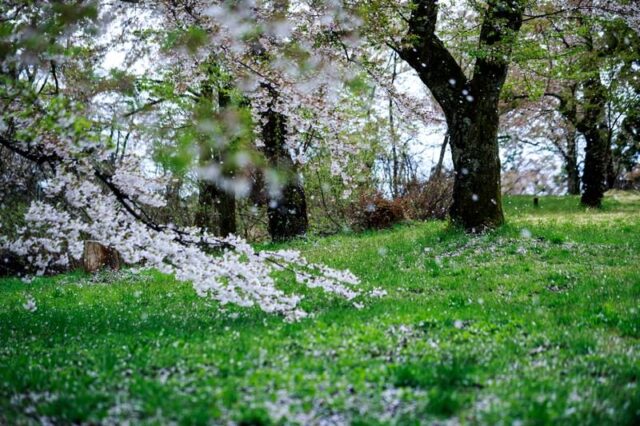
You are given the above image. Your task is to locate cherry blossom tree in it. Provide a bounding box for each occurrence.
[503,0,640,204]
[0,0,379,320]
[343,0,526,231]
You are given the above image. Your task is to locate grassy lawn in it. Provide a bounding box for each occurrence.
[1,194,639,425]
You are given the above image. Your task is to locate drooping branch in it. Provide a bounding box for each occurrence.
[0,132,60,166]
[0,132,234,251]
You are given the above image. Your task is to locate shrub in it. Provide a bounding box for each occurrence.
[350,192,406,231]
[401,174,453,221]
[347,174,453,231]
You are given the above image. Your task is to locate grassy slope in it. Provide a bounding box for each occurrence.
[1,194,639,425]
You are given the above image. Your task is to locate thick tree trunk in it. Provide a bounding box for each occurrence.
[556,85,581,195]
[163,177,192,227]
[448,112,504,231]
[579,78,608,208]
[195,82,237,237]
[195,151,237,237]
[83,241,121,273]
[268,181,308,241]
[194,178,215,232]
[581,127,608,207]
[261,102,308,241]
[217,188,237,237]
[399,0,523,231]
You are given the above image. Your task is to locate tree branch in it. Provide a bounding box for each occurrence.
[398,0,468,119]
[471,0,525,104]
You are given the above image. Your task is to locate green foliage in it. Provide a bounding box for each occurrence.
[0,1,98,63]
[163,26,209,54]
[345,74,370,96]
[1,195,639,424]
[154,129,198,173]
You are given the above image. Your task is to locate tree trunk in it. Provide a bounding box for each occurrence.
[579,77,608,208]
[398,0,523,231]
[448,112,505,231]
[217,188,237,237]
[433,133,449,178]
[581,128,608,207]
[195,151,237,237]
[194,82,237,237]
[164,177,190,226]
[260,99,308,241]
[605,143,616,190]
[389,52,401,198]
[268,181,308,241]
[556,85,581,195]
[566,131,580,195]
[83,241,121,273]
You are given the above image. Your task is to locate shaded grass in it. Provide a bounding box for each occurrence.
[1,194,639,425]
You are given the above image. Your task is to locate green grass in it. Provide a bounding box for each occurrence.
[1,194,639,425]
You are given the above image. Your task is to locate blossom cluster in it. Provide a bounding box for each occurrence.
[0,148,364,320]
[151,0,377,187]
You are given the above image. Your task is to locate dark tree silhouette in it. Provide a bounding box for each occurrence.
[577,76,608,207]
[398,0,525,231]
[260,91,308,241]
[195,79,237,237]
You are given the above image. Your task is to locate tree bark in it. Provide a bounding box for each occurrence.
[215,87,237,236]
[195,155,237,237]
[605,142,616,190]
[578,77,608,207]
[566,131,580,195]
[433,133,449,178]
[260,93,308,241]
[389,52,401,198]
[448,111,505,231]
[399,0,523,231]
[194,81,237,237]
[566,159,580,195]
[554,85,582,195]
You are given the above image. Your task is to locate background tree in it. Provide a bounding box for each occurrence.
[394,0,525,230]
[193,75,240,237]
[503,0,640,204]
[260,87,309,241]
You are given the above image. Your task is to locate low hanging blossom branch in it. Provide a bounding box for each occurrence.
[0,134,368,321]
[0,0,398,320]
